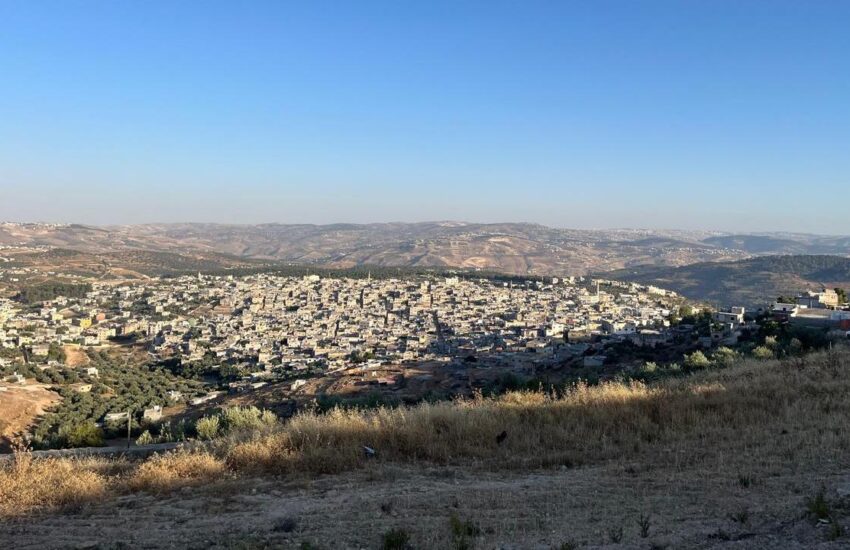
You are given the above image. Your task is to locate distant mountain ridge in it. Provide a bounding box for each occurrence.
[1,221,849,277]
[702,234,850,255]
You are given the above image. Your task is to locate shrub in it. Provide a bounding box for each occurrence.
[712,347,740,367]
[159,420,189,442]
[135,430,155,446]
[752,346,775,360]
[221,406,278,434]
[684,351,711,370]
[196,415,221,440]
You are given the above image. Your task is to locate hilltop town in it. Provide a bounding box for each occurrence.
[5,2,850,545]
[3,228,850,450]
[1,269,692,447]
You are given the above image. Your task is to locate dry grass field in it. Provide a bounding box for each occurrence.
[2,347,850,548]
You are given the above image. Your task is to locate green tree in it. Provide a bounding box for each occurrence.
[17,282,92,304]
[47,342,66,363]
[219,363,244,381]
[62,422,105,447]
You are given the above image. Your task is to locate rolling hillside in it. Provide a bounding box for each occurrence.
[702,234,850,255]
[0,221,791,275]
[605,255,850,308]
[3,222,849,286]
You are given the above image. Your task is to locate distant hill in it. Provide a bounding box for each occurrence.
[604,255,850,308]
[701,235,809,254]
[702,234,850,255]
[0,247,270,295]
[2,222,848,279]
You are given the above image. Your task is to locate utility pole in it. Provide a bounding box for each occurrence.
[126,410,132,449]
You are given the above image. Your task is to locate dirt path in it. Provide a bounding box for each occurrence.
[2,460,848,549]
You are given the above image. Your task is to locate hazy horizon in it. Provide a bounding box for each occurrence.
[2,2,849,234]
[3,218,850,238]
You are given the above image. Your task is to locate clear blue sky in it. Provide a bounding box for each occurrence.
[1,1,848,233]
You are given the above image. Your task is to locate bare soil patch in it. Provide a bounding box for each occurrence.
[0,384,60,452]
[62,345,89,368]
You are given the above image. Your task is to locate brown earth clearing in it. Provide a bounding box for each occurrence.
[62,345,89,368]
[0,384,60,452]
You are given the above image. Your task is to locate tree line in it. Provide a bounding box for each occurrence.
[16,282,92,303]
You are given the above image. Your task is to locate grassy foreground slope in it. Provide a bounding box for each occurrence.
[3,347,850,548]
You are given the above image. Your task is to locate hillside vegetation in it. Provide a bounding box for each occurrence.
[605,254,850,307]
[3,346,850,519]
[16,282,92,304]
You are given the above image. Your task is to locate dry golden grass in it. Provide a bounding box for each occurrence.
[126,450,228,494]
[0,454,110,516]
[2,346,849,518]
[226,347,850,475]
[0,450,226,516]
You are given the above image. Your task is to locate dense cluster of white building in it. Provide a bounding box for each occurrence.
[1,273,683,376]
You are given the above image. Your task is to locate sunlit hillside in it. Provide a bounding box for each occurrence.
[3,346,850,547]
